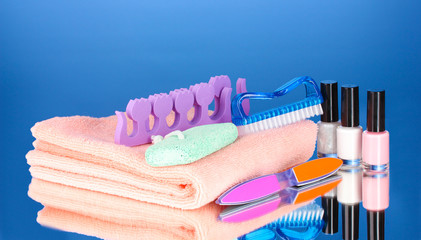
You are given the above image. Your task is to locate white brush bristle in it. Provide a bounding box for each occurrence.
[277,202,324,227]
[237,104,323,136]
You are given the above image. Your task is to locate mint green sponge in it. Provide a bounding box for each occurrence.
[145,123,238,167]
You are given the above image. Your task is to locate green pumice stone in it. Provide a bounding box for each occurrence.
[145,123,238,167]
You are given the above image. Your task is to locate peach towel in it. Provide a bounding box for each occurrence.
[29,178,307,240]
[27,114,317,209]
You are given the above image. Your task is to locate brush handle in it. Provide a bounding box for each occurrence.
[231,76,322,120]
[274,76,321,98]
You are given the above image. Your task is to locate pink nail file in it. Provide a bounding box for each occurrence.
[216,157,343,205]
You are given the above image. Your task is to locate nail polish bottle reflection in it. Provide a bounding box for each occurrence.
[337,165,362,240]
[363,170,389,240]
[322,188,338,234]
[317,81,340,235]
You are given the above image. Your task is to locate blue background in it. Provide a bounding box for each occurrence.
[1,0,420,239]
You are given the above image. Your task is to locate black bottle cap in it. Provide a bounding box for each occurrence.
[321,81,339,122]
[322,196,339,234]
[342,204,360,240]
[341,85,359,127]
[367,90,385,132]
[367,210,385,240]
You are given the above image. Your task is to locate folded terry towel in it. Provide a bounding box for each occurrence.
[29,178,307,240]
[27,113,317,209]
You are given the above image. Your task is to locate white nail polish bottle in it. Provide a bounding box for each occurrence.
[337,84,362,240]
[337,85,362,166]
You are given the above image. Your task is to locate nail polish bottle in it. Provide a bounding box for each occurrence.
[362,90,389,170]
[337,85,362,240]
[362,90,389,240]
[317,81,340,235]
[337,85,362,166]
[317,81,340,158]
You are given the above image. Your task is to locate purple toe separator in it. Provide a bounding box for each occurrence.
[115,75,249,147]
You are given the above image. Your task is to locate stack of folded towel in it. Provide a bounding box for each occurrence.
[29,179,308,240]
[26,111,318,239]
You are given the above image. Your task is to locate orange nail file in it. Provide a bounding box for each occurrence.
[216,157,343,205]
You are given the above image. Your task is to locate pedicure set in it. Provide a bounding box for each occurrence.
[27,75,389,240]
[114,76,388,239]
